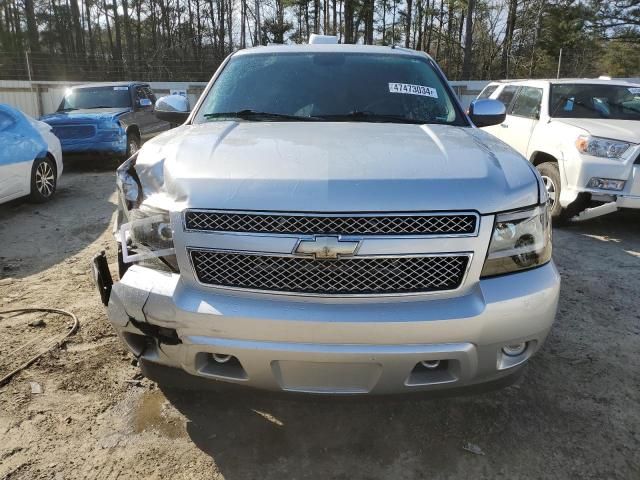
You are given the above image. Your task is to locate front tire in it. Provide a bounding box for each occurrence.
[29,157,57,203]
[537,162,563,218]
[537,162,588,222]
[114,133,141,167]
[125,132,140,158]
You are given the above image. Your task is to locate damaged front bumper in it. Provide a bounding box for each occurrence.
[562,159,640,220]
[93,257,560,395]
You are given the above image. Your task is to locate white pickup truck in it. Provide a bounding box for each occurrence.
[477,79,640,220]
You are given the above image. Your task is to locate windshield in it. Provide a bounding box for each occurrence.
[550,83,640,120]
[194,52,465,125]
[58,86,132,110]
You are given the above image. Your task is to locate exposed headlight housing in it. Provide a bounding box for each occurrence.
[575,135,630,159]
[120,206,178,272]
[481,205,552,277]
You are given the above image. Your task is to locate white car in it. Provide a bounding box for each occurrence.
[477,79,640,220]
[0,103,63,205]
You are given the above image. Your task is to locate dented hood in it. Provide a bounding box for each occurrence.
[135,122,539,214]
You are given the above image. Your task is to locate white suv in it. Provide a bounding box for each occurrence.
[477,79,640,220]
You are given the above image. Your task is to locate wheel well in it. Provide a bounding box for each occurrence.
[126,126,141,139]
[530,151,557,167]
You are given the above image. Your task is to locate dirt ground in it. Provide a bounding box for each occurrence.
[0,166,639,480]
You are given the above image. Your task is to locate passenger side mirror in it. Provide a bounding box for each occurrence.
[154,94,191,124]
[468,99,507,127]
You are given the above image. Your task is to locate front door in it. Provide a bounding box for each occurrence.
[483,85,519,143]
[500,86,544,158]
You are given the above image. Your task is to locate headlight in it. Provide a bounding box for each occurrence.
[481,205,552,277]
[98,118,123,131]
[120,206,178,272]
[575,135,630,159]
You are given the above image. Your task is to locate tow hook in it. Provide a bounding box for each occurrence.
[91,250,113,306]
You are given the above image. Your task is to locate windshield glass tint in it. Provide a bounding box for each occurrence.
[550,83,640,120]
[195,52,464,125]
[59,86,131,110]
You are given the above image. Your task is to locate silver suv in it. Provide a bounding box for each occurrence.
[92,40,559,395]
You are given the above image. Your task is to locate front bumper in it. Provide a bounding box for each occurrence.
[560,156,640,210]
[103,261,560,395]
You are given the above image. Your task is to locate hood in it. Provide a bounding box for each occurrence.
[40,107,130,125]
[555,118,640,144]
[134,122,539,214]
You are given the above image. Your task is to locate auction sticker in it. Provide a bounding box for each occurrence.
[113,86,129,90]
[389,83,438,98]
[628,87,640,94]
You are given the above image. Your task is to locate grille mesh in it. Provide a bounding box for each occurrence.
[185,211,477,236]
[190,249,469,295]
[52,125,96,139]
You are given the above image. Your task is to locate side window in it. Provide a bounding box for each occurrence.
[510,87,543,118]
[0,111,16,131]
[477,84,499,100]
[497,86,518,109]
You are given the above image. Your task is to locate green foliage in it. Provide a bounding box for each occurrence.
[1,0,639,81]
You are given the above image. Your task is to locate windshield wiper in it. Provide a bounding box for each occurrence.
[315,111,427,124]
[203,110,319,121]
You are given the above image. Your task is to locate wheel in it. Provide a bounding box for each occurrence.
[29,157,57,203]
[126,132,141,158]
[537,162,563,218]
[537,162,588,222]
[114,132,141,167]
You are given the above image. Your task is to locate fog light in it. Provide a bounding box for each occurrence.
[420,360,441,369]
[502,343,527,357]
[587,178,625,191]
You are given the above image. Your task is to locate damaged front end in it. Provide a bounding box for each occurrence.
[92,153,179,306]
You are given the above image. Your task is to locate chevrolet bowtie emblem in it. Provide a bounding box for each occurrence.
[295,236,360,260]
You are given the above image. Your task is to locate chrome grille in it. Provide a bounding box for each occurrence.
[184,211,477,236]
[189,249,470,295]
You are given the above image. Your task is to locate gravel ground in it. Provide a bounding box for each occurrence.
[0,168,639,480]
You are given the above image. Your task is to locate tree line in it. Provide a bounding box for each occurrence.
[0,0,639,82]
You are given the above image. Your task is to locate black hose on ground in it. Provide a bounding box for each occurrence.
[0,308,79,386]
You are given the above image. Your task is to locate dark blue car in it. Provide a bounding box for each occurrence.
[40,82,170,158]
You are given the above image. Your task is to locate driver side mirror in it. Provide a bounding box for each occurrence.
[154,95,191,124]
[468,99,506,127]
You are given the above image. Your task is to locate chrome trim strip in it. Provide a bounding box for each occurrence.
[182,209,481,238]
[186,246,474,298]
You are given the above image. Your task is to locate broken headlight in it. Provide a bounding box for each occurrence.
[120,206,179,272]
[481,205,552,277]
